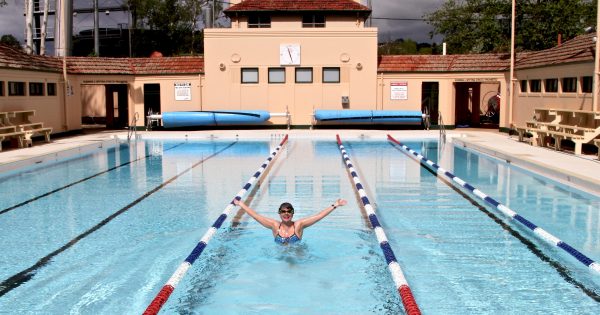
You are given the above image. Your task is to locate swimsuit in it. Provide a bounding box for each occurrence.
[274,223,301,244]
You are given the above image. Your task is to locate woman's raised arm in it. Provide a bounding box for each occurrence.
[234,199,278,230]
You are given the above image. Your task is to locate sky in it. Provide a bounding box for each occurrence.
[0,0,446,54]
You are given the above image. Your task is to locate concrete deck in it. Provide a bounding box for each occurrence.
[0,129,598,196]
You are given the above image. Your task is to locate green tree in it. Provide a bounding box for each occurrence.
[425,0,596,53]
[126,0,224,56]
[0,34,22,49]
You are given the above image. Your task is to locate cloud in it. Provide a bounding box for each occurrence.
[0,1,24,41]
[370,0,445,43]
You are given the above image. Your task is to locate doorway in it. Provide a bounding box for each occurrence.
[422,82,439,127]
[144,84,161,126]
[105,84,129,129]
[454,82,480,127]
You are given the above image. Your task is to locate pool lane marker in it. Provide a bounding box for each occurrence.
[0,142,186,216]
[143,135,289,315]
[336,135,421,315]
[387,134,600,275]
[0,141,237,297]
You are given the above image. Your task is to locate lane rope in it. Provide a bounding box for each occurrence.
[336,135,421,315]
[143,135,289,315]
[387,134,600,275]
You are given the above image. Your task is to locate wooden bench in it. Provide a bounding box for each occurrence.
[1,110,52,147]
[0,125,25,151]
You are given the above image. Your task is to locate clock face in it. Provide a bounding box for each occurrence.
[280,44,301,66]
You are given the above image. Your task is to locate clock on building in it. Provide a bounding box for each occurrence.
[280,44,301,66]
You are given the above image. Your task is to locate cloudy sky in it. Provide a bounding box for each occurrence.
[0,0,445,54]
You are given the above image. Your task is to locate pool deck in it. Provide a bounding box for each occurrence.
[0,128,599,196]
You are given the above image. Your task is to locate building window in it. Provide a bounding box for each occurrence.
[241,68,259,83]
[0,81,4,96]
[323,67,340,83]
[29,82,45,96]
[545,78,558,92]
[47,82,56,96]
[561,77,577,93]
[248,15,271,28]
[8,81,25,96]
[520,80,527,93]
[295,68,313,83]
[529,79,541,92]
[302,14,325,28]
[268,68,286,83]
[582,76,593,93]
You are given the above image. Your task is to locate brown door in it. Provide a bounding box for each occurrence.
[454,82,481,127]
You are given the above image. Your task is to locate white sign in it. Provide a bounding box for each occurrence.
[174,82,191,101]
[390,82,408,100]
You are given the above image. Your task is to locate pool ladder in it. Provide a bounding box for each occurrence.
[438,111,446,143]
[127,112,139,142]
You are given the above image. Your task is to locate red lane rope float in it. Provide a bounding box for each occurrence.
[143,135,289,315]
[336,135,421,315]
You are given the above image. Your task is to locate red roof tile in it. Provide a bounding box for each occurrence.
[377,54,511,72]
[516,33,595,69]
[66,56,204,75]
[225,0,370,15]
[0,44,62,72]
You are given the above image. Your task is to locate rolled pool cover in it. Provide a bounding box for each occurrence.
[162,110,271,128]
[314,110,423,124]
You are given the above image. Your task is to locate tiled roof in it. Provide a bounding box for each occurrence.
[66,56,204,75]
[377,54,511,72]
[516,33,595,69]
[0,44,62,72]
[225,0,371,14]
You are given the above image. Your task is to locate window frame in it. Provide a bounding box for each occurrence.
[47,82,57,96]
[29,82,45,96]
[519,80,527,93]
[581,76,593,93]
[268,67,286,84]
[529,79,541,92]
[544,78,558,93]
[561,77,577,93]
[8,81,26,96]
[241,68,259,84]
[248,14,271,28]
[302,14,326,28]
[295,67,313,83]
[322,67,340,83]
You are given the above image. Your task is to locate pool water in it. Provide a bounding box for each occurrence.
[0,137,599,314]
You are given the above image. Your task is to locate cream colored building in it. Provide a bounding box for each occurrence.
[0,0,597,139]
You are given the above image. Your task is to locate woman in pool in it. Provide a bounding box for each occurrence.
[233,198,347,244]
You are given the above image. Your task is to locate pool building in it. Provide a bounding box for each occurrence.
[0,0,598,136]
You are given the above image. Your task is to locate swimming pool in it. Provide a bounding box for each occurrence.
[0,135,599,314]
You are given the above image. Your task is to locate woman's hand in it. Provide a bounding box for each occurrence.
[233,198,242,206]
[334,198,347,207]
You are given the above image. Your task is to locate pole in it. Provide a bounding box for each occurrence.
[593,1,600,112]
[508,0,516,128]
[94,0,99,56]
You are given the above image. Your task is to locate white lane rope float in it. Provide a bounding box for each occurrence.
[336,135,421,315]
[387,134,600,275]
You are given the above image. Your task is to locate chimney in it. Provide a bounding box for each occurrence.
[558,33,562,46]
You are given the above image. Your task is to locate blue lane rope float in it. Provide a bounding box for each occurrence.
[144,135,289,315]
[336,135,421,315]
[387,134,600,275]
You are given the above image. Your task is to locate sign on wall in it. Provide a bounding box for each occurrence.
[390,82,407,100]
[174,82,191,101]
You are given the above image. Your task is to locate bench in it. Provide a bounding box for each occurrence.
[0,110,52,148]
[0,125,25,151]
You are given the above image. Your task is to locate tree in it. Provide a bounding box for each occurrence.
[126,0,225,56]
[0,34,22,50]
[425,0,596,53]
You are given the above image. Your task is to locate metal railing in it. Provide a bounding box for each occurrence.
[438,111,446,143]
[127,112,139,141]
